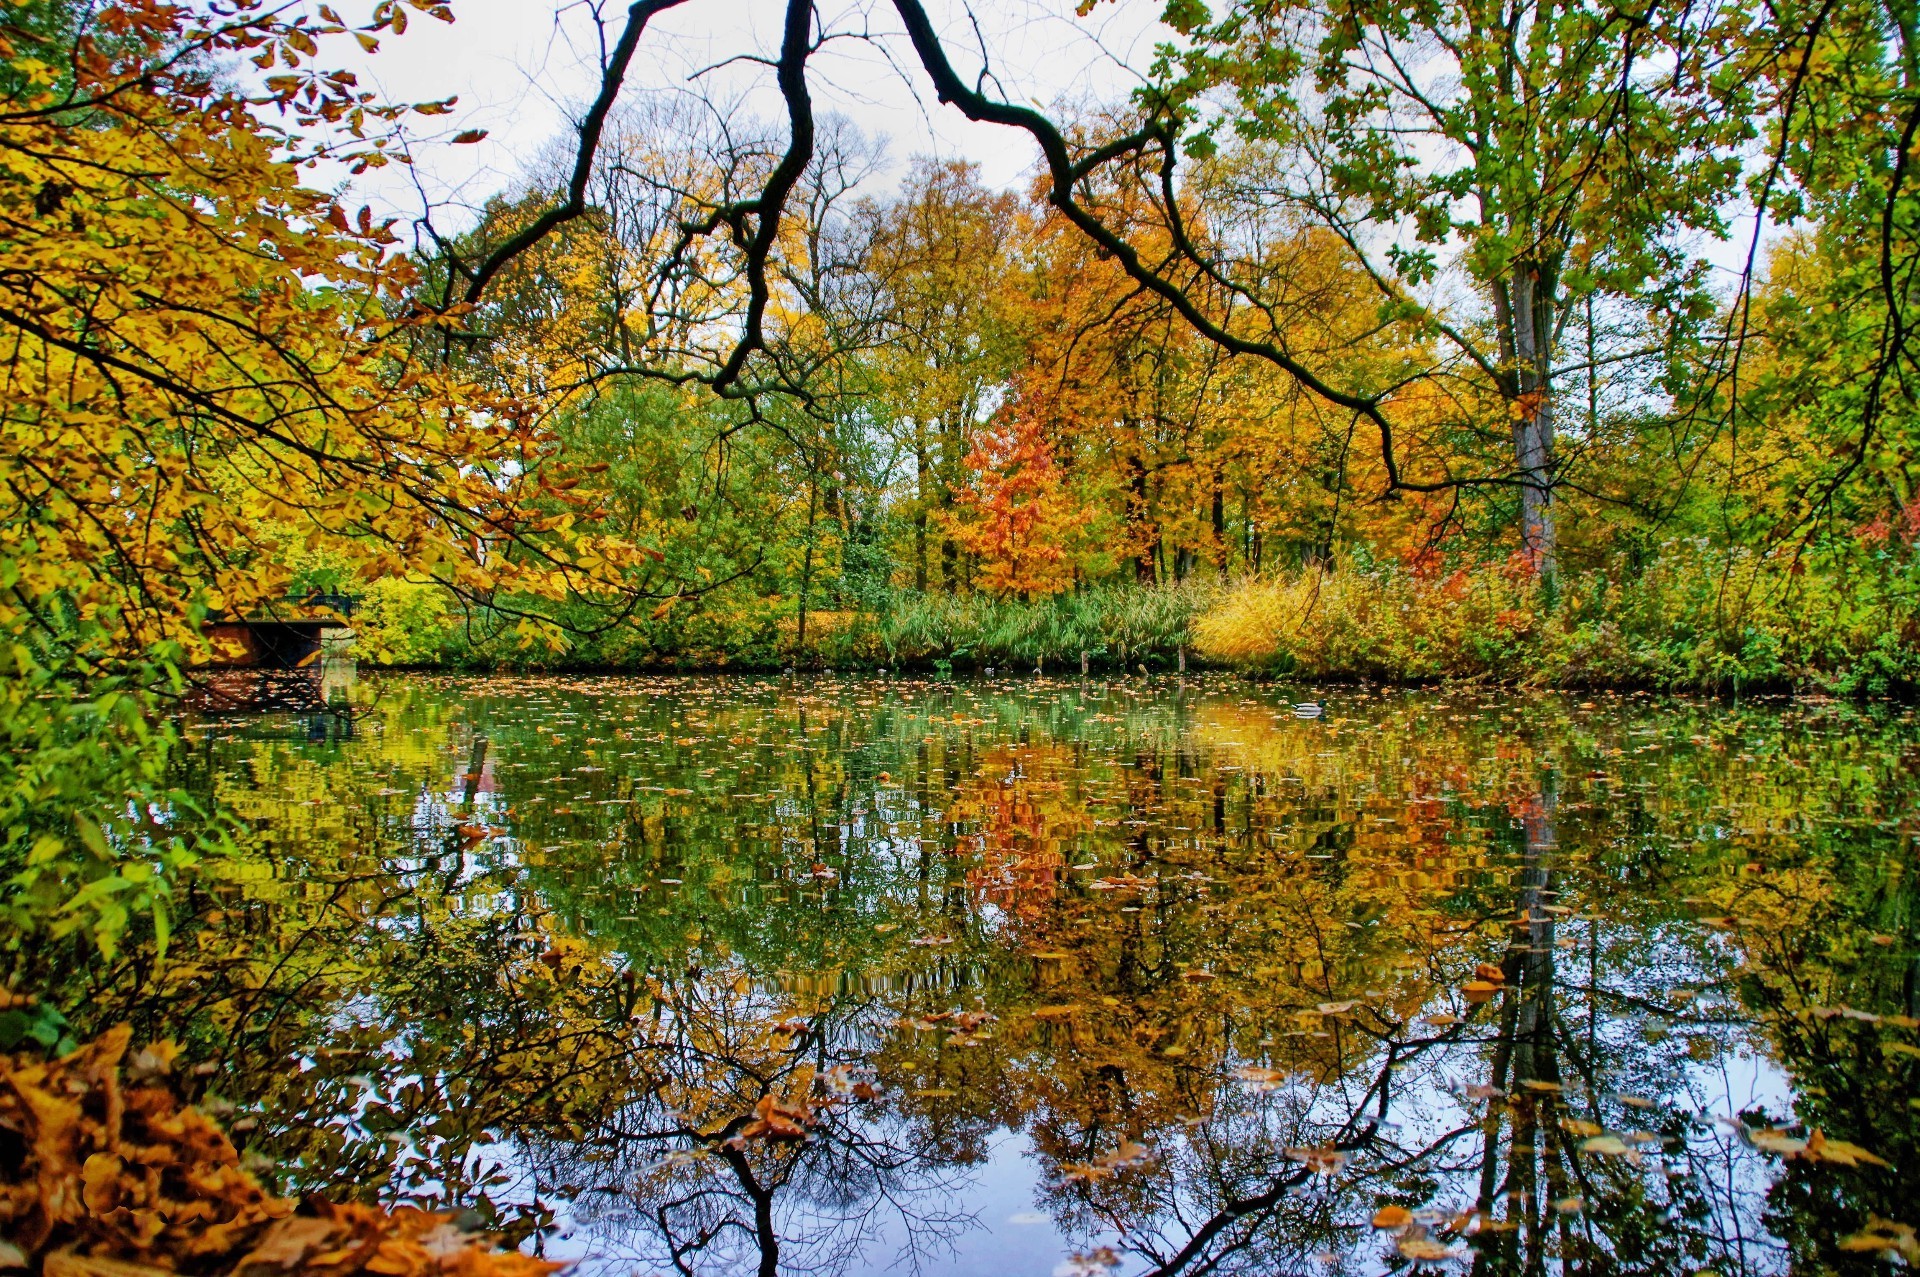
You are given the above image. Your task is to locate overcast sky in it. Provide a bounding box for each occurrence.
[328,0,1173,225]
[312,0,1767,301]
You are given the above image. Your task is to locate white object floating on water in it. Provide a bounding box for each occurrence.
[1293,702,1324,719]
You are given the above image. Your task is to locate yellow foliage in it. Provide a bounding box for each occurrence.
[0,4,643,662]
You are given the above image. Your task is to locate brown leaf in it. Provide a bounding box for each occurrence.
[232,1217,338,1270]
[1803,1130,1890,1168]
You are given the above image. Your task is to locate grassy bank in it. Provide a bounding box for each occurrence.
[346,545,1920,695]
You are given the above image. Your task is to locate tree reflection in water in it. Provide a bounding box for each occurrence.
[41,676,1914,1276]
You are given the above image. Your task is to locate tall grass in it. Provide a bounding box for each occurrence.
[876,582,1210,669]
[1192,545,1920,694]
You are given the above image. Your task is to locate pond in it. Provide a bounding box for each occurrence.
[173,674,1919,1276]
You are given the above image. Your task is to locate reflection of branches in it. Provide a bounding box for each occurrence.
[511,979,973,1277]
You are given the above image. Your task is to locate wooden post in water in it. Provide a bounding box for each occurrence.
[1080,650,1089,677]
[1178,645,1186,674]
[461,736,489,811]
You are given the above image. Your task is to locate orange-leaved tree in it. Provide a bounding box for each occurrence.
[946,397,1089,599]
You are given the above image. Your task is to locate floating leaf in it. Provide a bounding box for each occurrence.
[1745,1128,1806,1156]
[1397,1235,1458,1261]
[1803,1130,1890,1167]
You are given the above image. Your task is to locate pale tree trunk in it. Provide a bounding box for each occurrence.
[913,423,930,592]
[1508,264,1558,579]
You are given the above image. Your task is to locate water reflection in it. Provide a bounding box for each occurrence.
[120,676,1920,1274]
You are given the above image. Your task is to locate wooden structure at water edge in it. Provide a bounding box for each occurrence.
[187,596,355,715]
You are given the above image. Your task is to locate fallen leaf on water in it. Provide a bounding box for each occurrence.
[733,1093,814,1143]
[1803,1130,1890,1167]
[1745,1128,1806,1156]
[1581,1136,1631,1156]
[1838,1218,1920,1262]
[1552,1197,1584,1214]
[1052,1246,1121,1277]
[1370,1204,1413,1230]
[1058,1141,1153,1186]
[1283,1145,1347,1174]
[1397,1235,1458,1262]
[1233,1065,1284,1090]
[1561,1118,1604,1137]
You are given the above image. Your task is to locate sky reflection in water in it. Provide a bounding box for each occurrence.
[191,675,1920,1277]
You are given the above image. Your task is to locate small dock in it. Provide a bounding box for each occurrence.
[188,596,355,715]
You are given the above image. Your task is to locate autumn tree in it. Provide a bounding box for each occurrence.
[862,160,1026,592]
[947,397,1090,599]
[879,0,1766,582]
[0,0,661,957]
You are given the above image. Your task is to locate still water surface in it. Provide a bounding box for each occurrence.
[190,674,1920,1276]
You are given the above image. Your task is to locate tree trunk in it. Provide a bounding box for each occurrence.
[1127,451,1155,583]
[1211,468,1227,576]
[913,428,930,592]
[796,479,818,660]
[1508,263,1558,579]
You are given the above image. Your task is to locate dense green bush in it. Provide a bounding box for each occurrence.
[0,634,236,1013]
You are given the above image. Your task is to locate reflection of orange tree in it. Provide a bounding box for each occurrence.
[854,713,1491,1268]
[950,743,1090,921]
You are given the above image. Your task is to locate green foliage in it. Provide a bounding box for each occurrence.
[0,637,234,970]
[351,579,457,666]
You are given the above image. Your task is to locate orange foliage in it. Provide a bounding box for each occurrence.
[0,1027,559,1277]
[947,401,1090,598]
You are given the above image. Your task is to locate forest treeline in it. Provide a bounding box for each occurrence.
[330,13,1918,695]
[344,135,1920,691]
